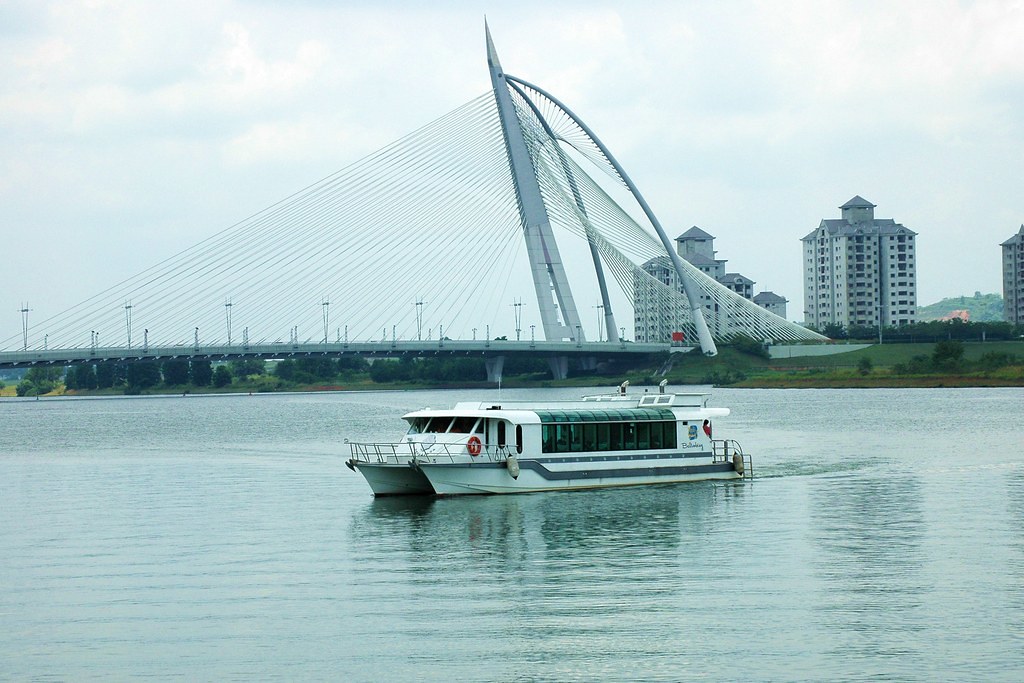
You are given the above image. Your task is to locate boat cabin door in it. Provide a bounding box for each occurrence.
[494,420,523,455]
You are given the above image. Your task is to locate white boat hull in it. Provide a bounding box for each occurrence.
[351,461,434,496]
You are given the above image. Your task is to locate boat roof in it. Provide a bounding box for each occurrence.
[402,392,727,422]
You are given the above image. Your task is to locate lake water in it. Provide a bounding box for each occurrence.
[2,387,1023,681]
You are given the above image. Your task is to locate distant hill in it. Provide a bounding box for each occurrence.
[918,292,1004,322]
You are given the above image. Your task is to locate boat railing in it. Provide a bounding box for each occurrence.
[347,440,517,465]
[347,441,418,465]
[712,439,753,479]
[711,439,742,461]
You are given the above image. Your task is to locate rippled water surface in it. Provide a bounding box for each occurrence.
[2,387,1023,681]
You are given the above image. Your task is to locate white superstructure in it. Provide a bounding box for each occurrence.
[346,386,751,496]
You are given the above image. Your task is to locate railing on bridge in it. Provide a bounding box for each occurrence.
[0,338,681,369]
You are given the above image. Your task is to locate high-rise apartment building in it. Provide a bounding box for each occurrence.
[1002,224,1024,324]
[802,196,917,330]
[634,227,780,342]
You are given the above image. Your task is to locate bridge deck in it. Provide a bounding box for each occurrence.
[0,340,681,369]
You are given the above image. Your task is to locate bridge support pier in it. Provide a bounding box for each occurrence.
[485,355,505,383]
[547,355,568,381]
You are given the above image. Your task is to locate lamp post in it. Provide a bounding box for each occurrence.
[124,301,133,349]
[415,299,426,341]
[878,303,884,345]
[322,298,330,344]
[512,299,523,341]
[19,303,30,350]
[225,299,233,346]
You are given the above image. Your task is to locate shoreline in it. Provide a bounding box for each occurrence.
[4,374,1022,400]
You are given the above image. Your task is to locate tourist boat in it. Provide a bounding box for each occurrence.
[345,382,752,496]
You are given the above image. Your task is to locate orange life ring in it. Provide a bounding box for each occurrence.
[467,436,482,456]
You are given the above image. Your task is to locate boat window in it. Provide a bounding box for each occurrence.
[515,425,523,454]
[650,422,663,449]
[623,423,637,450]
[497,421,506,447]
[539,419,679,453]
[542,424,556,453]
[425,417,453,433]
[406,417,430,434]
[636,423,650,450]
[569,423,584,452]
[609,423,623,451]
[555,424,570,452]
[449,416,477,433]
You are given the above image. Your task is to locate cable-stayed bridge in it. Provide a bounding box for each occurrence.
[1,26,824,378]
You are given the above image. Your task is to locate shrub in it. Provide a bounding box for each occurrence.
[729,336,769,359]
[213,365,232,388]
[932,340,965,371]
[700,369,747,386]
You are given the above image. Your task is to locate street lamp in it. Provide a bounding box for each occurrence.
[225,299,233,346]
[19,302,30,350]
[878,303,885,345]
[322,298,330,344]
[512,299,523,341]
[415,299,426,341]
[124,301,133,349]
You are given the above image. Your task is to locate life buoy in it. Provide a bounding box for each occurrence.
[467,436,482,456]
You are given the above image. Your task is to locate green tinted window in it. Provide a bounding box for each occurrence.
[539,418,678,453]
[637,423,650,450]
[623,423,637,450]
[650,422,663,449]
[556,424,570,452]
[542,424,555,453]
[609,423,623,451]
[569,423,584,452]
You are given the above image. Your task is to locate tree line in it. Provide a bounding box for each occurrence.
[812,319,1023,342]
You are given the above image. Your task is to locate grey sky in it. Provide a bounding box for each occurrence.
[3,0,1022,340]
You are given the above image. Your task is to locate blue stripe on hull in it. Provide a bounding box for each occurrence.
[423,458,736,482]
